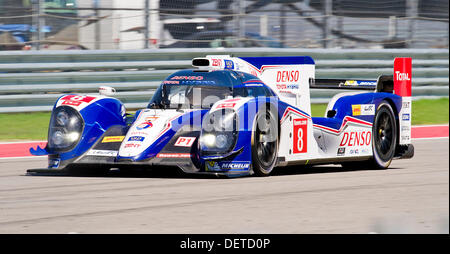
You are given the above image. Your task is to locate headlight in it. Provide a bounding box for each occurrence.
[48,106,84,152]
[200,109,238,155]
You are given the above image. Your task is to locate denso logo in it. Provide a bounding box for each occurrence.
[339,131,372,147]
[276,70,299,82]
[395,71,411,81]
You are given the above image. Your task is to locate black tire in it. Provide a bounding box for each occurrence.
[371,101,397,169]
[251,107,279,176]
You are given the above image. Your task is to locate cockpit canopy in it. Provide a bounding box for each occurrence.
[148,70,275,109]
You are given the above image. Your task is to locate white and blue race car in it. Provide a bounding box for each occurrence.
[29,55,414,177]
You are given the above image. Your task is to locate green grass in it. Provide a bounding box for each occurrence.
[410,98,449,125]
[0,112,51,141]
[0,98,448,141]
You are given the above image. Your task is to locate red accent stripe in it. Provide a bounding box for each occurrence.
[280,107,311,123]
[0,141,47,158]
[412,125,449,139]
[313,116,373,134]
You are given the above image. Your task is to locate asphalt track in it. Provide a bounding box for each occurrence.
[0,138,448,234]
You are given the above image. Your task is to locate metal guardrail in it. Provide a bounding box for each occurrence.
[0,48,448,113]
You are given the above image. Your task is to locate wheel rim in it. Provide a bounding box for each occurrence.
[374,110,394,160]
[255,113,277,167]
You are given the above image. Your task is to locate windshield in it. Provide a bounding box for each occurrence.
[148,70,236,109]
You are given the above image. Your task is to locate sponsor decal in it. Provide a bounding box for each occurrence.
[293,118,308,154]
[358,81,377,86]
[211,59,222,67]
[343,80,376,87]
[206,161,251,171]
[216,102,236,109]
[130,131,149,136]
[156,153,191,158]
[401,126,410,131]
[393,58,412,97]
[401,135,410,141]
[170,76,204,80]
[276,70,300,82]
[361,148,370,154]
[344,80,357,86]
[277,84,299,91]
[124,143,140,149]
[395,71,411,81]
[102,136,125,143]
[87,150,118,157]
[163,80,179,85]
[224,59,234,69]
[205,161,220,171]
[60,95,96,107]
[128,136,145,142]
[337,147,345,156]
[174,137,196,147]
[180,80,216,85]
[349,149,359,155]
[136,121,153,130]
[339,131,371,147]
[402,114,410,121]
[352,104,375,116]
[220,161,250,170]
[402,101,410,109]
[352,105,361,116]
[49,158,60,168]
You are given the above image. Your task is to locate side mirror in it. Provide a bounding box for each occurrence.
[99,86,116,96]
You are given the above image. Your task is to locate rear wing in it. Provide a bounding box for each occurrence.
[310,75,394,93]
[310,57,412,97]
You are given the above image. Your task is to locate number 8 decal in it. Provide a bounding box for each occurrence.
[297,128,303,152]
[293,118,307,154]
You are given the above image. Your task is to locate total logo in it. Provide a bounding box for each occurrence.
[136,121,153,130]
[395,71,411,81]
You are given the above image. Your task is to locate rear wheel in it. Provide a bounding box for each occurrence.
[341,101,397,170]
[371,101,397,168]
[251,108,278,176]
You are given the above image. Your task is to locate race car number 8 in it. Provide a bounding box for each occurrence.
[293,118,307,154]
[61,95,96,107]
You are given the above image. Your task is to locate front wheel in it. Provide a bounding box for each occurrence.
[251,108,279,176]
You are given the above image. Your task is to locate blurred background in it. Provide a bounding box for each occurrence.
[0,0,448,51]
[0,1,448,114]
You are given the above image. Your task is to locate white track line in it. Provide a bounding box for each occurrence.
[412,137,449,141]
[0,141,46,145]
[0,156,46,161]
